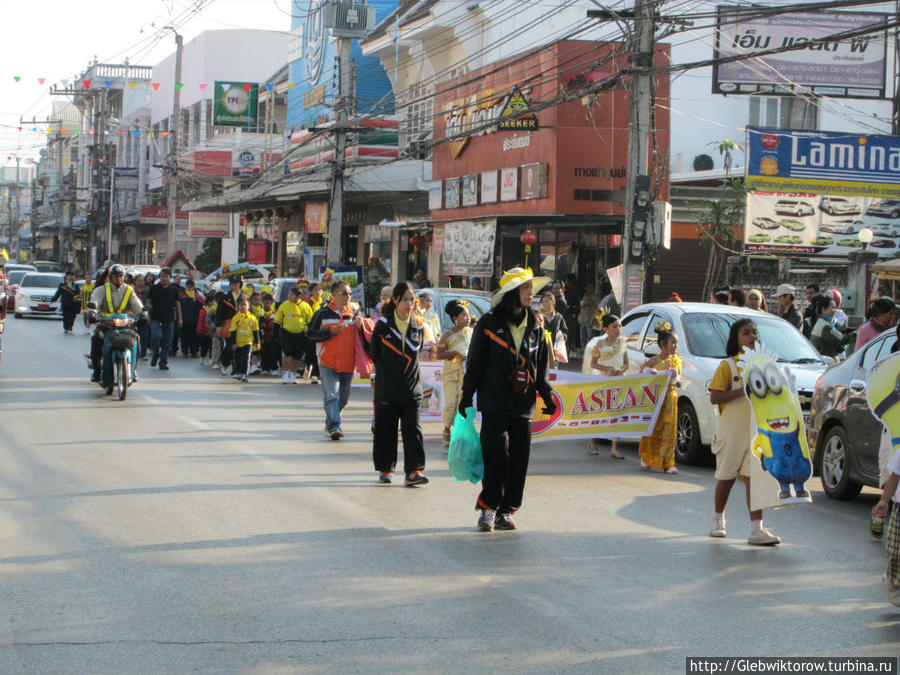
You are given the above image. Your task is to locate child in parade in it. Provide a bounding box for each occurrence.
[369,281,429,486]
[197,295,211,363]
[638,321,682,474]
[249,292,264,374]
[260,293,280,376]
[588,312,628,459]
[231,297,259,383]
[707,318,781,546]
[435,300,472,448]
[873,451,900,606]
[275,286,313,384]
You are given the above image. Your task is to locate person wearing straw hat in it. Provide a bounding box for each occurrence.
[459,267,557,532]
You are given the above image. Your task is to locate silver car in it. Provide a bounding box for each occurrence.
[14,272,66,319]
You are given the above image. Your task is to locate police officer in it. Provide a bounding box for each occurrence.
[88,264,143,383]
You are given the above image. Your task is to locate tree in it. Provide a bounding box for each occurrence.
[692,139,747,300]
[194,237,221,275]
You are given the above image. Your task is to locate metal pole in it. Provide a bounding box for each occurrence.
[166,31,183,260]
[622,0,654,311]
[106,168,115,260]
[326,37,350,266]
[57,134,65,261]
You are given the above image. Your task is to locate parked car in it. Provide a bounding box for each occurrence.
[809,327,895,499]
[4,268,36,310]
[202,263,273,284]
[583,303,828,465]
[414,288,492,334]
[269,278,305,305]
[751,217,779,230]
[819,196,861,216]
[14,272,66,318]
[866,199,900,219]
[773,199,815,216]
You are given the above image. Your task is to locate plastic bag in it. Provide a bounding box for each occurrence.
[554,333,568,364]
[448,407,484,484]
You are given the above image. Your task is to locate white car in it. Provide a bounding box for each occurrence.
[583,303,828,465]
[14,272,66,319]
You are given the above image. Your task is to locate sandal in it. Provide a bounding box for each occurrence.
[587,440,600,456]
[664,467,679,475]
[640,461,652,471]
[610,451,625,460]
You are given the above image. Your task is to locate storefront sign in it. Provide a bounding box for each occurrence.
[713,9,888,99]
[188,211,230,238]
[747,127,900,198]
[304,202,328,234]
[496,87,539,131]
[428,181,443,210]
[431,225,445,255]
[445,178,461,208]
[213,81,259,127]
[462,174,479,206]
[442,220,496,276]
[444,85,538,159]
[140,205,188,227]
[481,170,498,203]
[500,167,518,201]
[521,162,547,199]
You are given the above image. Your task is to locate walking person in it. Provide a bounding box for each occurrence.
[275,286,313,384]
[637,321,682,474]
[707,318,781,546]
[260,293,280,375]
[308,280,364,440]
[177,279,204,357]
[146,268,182,371]
[132,274,150,360]
[80,272,95,335]
[435,299,472,448]
[230,297,260,383]
[775,284,803,330]
[459,267,556,532]
[588,313,629,459]
[370,282,429,485]
[52,270,80,335]
[856,296,895,351]
[873,444,900,606]
[303,283,323,383]
[538,290,567,367]
[215,275,245,376]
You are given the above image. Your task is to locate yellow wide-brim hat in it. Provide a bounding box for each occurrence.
[490,267,551,308]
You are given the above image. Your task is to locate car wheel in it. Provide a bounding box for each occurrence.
[675,399,708,465]
[819,426,863,500]
[14,313,22,319]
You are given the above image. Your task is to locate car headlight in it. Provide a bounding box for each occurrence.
[17,294,29,304]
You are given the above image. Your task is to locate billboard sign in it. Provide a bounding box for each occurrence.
[214,81,259,126]
[747,127,900,198]
[188,211,230,238]
[304,202,328,234]
[713,9,888,99]
[442,220,496,276]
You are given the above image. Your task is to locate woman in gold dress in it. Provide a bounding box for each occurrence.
[638,321,682,474]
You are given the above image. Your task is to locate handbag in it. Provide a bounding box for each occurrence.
[448,407,484,484]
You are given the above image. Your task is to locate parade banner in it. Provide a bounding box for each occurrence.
[739,343,813,510]
[866,351,900,482]
[530,371,672,444]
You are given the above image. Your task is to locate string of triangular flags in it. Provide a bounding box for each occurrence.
[10,76,285,92]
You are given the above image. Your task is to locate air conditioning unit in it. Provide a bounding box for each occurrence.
[322,2,376,38]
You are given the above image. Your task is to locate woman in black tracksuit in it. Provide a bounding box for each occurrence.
[369,281,429,487]
[459,268,556,532]
[52,270,80,334]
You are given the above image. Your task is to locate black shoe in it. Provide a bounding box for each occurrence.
[795,490,810,499]
[159,364,169,371]
[132,372,139,382]
[151,355,158,367]
[778,490,791,500]
[478,509,496,532]
[495,512,517,530]
[91,371,101,383]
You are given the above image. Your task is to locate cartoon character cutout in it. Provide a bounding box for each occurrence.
[865,352,900,483]
[739,342,813,505]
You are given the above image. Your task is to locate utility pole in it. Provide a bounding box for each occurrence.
[57,132,65,261]
[622,0,655,312]
[326,36,350,266]
[12,156,20,262]
[166,30,184,261]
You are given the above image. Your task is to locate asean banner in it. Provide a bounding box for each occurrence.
[531,372,672,444]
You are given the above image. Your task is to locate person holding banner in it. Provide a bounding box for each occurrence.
[459,267,555,532]
[638,321,682,474]
[588,312,629,459]
[436,300,472,448]
[707,318,781,546]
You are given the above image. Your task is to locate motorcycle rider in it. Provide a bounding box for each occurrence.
[89,264,143,383]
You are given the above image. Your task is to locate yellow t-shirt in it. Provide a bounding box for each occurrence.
[508,313,529,353]
[394,312,410,353]
[709,356,742,413]
[232,311,259,348]
[81,282,95,308]
[275,299,313,334]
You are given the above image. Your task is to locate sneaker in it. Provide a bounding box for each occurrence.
[747,527,781,546]
[478,509,497,532]
[330,430,342,441]
[378,472,392,484]
[710,516,727,538]
[90,371,101,383]
[405,471,429,486]
[220,368,229,377]
[778,490,791,500]
[159,364,169,371]
[249,364,260,374]
[871,505,885,540]
[495,512,517,530]
[151,355,159,367]
[240,375,248,382]
[310,376,320,385]
[282,372,291,384]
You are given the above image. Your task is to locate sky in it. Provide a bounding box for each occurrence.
[0,0,295,168]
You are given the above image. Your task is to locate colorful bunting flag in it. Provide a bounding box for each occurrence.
[83,80,91,88]
[152,83,160,91]
[199,83,208,90]
[176,83,184,90]
[104,81,113,88]
[13,76,20,82]
[243,83,252,92]
[38,78,45,85]
[266,83,274,92]
[129,82,136,89]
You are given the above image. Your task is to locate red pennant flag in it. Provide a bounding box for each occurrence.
[243,83,252,92]
[60,128,66,134]
[17,126,21,132]
[83,80,91,88]
[152,82,160,91]
[162,131,169,137]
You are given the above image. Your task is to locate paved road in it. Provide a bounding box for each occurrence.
[0,316,897,673]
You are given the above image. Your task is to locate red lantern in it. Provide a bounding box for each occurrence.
[520,230,537,267]
[409,234,426,252]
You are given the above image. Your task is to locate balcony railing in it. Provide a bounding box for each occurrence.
[81,64,152,82]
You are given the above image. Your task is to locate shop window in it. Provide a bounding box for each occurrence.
[749,95,817,131]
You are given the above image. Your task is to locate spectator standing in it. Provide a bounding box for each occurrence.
[230,297,260,382]
[459,267,556,532]
[370,281,429,486]
[551,281,568,316]
[471,278,483,291]
[412,267,432,289]
[177,279,204,357]
[275,286,313,384]
[146,268,182,371]
[436,300,472,448]
[808,295,851,359]
[415,292,442,342]
[775,284,803,330]
[803,284,820,326]
[81,272,95,335]
[856,296,896,351]
[747,289,767,313]
[728,288,746,307]
[308,280,364,440]
[52,270,80,335]
[577,292,598,355]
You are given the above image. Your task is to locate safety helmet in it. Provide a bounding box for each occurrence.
[109,264,126,276]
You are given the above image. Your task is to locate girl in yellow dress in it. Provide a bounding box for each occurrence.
[436,300,473,447]
[589,312,629,459]
[638,321,682,474]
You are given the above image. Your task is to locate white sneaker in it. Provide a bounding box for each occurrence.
[310,376,320,384]
[290,371,298,384]
[249,364,260,374]
[282,371,291,384]
[747,527,780,546]
[710,516,727,538]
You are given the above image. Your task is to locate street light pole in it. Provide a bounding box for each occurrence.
[166,29,183,261]
[326,36,350,266]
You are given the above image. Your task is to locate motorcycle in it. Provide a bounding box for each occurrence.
[84,309,139,400]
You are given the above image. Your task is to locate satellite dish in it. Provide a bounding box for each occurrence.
[693,154,714,171]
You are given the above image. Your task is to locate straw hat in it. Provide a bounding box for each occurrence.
[491,267,551,308]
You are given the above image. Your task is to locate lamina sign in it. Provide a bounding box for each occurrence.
[791,138,900,173]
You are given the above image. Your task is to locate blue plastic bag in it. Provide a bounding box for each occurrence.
[448,407,484,484]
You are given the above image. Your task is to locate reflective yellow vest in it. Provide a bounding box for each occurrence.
[103,283,134,317]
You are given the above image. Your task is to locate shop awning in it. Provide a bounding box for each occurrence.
[872,258,900,280]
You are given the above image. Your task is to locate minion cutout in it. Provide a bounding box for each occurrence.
[866,352,900,479]
[739,342,813,506]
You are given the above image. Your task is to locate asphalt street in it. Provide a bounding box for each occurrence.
[0,316,898,673]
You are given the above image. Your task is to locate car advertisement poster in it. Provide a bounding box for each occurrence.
[744,191,900,258]
[738,343,813,511]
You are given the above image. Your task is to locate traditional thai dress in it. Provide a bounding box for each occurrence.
[638,354,682,470]
[441,326,473,431]
[589,336,627,374]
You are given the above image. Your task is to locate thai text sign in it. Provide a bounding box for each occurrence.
[747,128,900,198]
[713,9,887,99]
[214,82,259,126]
[531,372,671,443]
[188,211,230,238]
